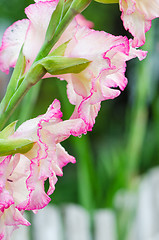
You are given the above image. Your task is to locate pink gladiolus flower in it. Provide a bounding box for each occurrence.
[11,99,86,210]
[119,0,159,47]
[59,27,147,130]
[0,99,86,239]
[0,0,147,130]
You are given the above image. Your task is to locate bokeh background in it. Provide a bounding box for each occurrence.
[1,1,159,239]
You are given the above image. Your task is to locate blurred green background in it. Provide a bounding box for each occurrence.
[0,1,159,239]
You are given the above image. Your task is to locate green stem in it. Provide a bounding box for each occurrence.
[0,47,26,114]
[0,64,46,130]
[73,136,95,210]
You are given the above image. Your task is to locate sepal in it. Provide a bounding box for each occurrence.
[40,56,91,75]
[45,0,64,42]
[70,0,92,13]
[0,138,35,156]
[10,45,26,89]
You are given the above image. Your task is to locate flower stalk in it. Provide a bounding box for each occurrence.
[0,0,92,130]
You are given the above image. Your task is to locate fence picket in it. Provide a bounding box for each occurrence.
[11,225,30,240]
[136,174,158,240]
[94,209,117,240]
[9,168,159,240]
[64,204,91,240]
[32,205,63,240]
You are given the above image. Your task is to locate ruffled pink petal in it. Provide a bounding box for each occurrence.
[78,98,101,130]
[0,191,14,212]
[12,99,62,141]
[0,19,29,74]
[25,183,51,211]
[0,206,30,240]
[136,0,159,20]
[4,207,30,226]
[121,8,147,47]
[17,162,51,211]
[47,174,58,196]
[55,143,76,171]
[128,39,147,61]
[9,155,30,207]
[119,0,159,47]
[46,143,76,195]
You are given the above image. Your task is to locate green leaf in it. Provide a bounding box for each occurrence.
[45,0,65,42]
[49,40,70,57]
[40,56,91,75]
[0,46,26,114]
[0,138,35,156]
[10,45,26,91]
[63,0,72,16]
[94,0,119,3]
[0,121,17,139]
[70,0,92,13]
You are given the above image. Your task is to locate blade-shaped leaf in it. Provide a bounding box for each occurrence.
[63,0,72,16]
[45,0,65,42]
[70,0,92,13]
[0,46,26,114]
[0,121,17,139]
[40,56,91,75]
[10,45,26,91]
[0,138,35,156]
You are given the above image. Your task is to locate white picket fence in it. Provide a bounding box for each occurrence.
[11,167,159,240]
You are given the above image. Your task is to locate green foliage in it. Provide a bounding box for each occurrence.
[0,120,34,157]
[45,0,65,42]
[0,46,26,114]
[0,0,33,21]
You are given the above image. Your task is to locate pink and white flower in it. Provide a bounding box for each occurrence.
[0,99,86,239]
[119,0,159,47]
[0,0,147,132]
[59,26,147,130]
[11,99,86,210]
